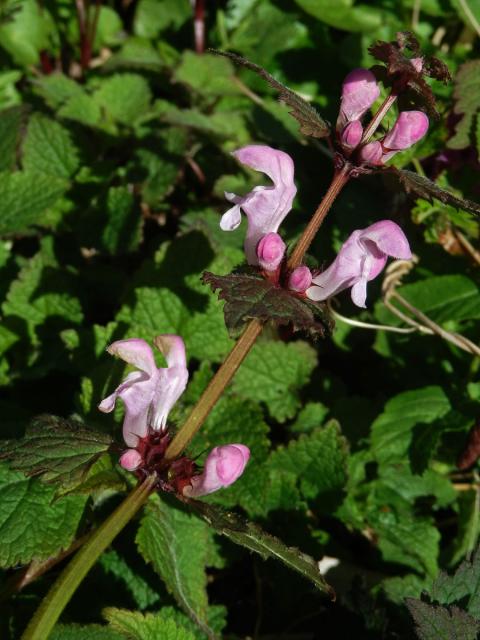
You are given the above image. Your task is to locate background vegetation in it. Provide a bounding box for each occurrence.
[1,0,480,638]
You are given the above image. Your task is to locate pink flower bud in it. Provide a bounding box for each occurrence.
[339,68,380,124]
[288,266,312,293]
[341,121,363,149]
[410,57,423,73]
[184,444,250,497]
[358,141,383,165]
[256,232,286,272]
[119,449,143,471]
[383,111,429,152]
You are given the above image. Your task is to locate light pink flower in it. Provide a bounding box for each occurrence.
[183,444,250,497]
[119,449,143,471]
[306,220,412,308]
[257,232,286,271]
[339,68,380,126]
[288,265,312,293]
[98,336,189,447]
[358,141,383,165]
[382,111,429,160]
[220,145,296,265]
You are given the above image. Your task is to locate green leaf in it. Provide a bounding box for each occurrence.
[0,170,68,234]
[51,625,124,640]
[2,242,83,344]
[370,386,451,467]
[290,402,330,434]
[94,74,152,127]
[189,499,335,598]
[0,415,114,493]
[134,0,191,38]
[22,114,80,178]
[0,0,55,66]
[293,0,383,32]
[0,462,86,568]
[203,270,333,338]
[232,339,317,422]
[104,608,196,640]
[136,497,215,634]
[267,422,348,500]
[0,105,27,172]
[34,74,85,110]
[431,546,480,618]
[99,550,161,610]
[406,599,480,640]
[174,51,239,98]
[100,186,142,255]
[448,60,480,151]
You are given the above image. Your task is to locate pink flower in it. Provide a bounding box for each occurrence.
[341,120,363,149]
[382,111,429,160]
[338,68,380,127]
[119,449,143,471]
[288,265,312,293]
[98,336,189,448]
[183,444,250,497]
[306,220,412,308]
[257,232,286,271]
[220,145,296,265]
[358,141,383,165]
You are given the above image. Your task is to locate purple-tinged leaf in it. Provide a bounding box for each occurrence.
[210,50,331,139]
[383,168,480,217]
[405,599,479,640]
[0,415,114,493]
[202,270,333,338]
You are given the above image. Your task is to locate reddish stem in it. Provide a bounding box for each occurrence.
[194,0,205,54]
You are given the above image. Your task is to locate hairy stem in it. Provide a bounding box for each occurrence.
[20,475,157,640]
[287,164,351,270]
[165,319,263,459]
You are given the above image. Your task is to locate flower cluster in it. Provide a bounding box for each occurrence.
[220,67,419,306]
[99,337,250,497]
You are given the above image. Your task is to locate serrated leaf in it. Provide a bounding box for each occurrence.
[386,168,480,217]
[370,386,451,467]
[22,114,80,178]
[104,608,197,640]
[232,340,317,422]
[189,499,335,598]
[203,270,333,338]
[94,74,152,127]
[267,422,348,499]
[2,242,83,344]
[406,599,480,640]
[99,550,161,610]
[0,414,114,493]
[0,105,27,172]
[0,170,68,234]
[294,0,382,32]
[211,50,331,138]
[430,546,480,618]
[174,51,239,98]
[0,462,86,568]
[136,496,214,635]
[448,60,480,151]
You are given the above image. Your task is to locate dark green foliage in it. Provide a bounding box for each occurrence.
[0,1,480,639]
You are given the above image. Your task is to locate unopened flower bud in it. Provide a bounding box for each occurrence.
[184,444,250,497]
[383,111,429,152]
[339,68,380,124]
[410,57,423,73]
[341,120,363,149]
[256,232,286,271]
[358,141,383,165]
[119,449,143,471]
[288,266,312,293]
